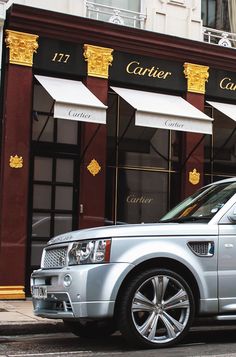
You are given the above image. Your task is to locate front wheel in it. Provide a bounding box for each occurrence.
[118,268,195,348]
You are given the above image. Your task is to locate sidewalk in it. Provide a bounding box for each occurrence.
[0,299,66,335]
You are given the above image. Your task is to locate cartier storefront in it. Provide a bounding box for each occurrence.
[0,4,236,298]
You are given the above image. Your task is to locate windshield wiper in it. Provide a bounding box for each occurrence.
[159,216,211,223]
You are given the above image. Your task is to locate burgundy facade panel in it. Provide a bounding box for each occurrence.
[79,77,108,228]
[0,64,33,285]
[181,93,205,199]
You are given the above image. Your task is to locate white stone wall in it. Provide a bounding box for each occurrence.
[6,0,85,16]
[4,0,202,41]
[144,0,202,40]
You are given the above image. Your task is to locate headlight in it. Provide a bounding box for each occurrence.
[68,239,111,265]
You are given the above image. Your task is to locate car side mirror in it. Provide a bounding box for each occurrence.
[228,208,236,223]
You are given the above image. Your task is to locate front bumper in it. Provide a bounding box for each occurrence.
[31,262,132,320]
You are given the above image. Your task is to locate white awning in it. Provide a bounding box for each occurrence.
[207,101,236,122]
[35,75,107,124]
[111,86,213,134]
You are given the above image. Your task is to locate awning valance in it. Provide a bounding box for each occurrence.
[206,101,236,123]
[35,75,107,124]
[111,86,213,134]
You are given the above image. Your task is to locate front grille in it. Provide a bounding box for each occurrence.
[42,246,68,269]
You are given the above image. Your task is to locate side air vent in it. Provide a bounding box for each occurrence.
[188,241,214,257]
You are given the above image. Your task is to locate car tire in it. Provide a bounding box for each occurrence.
[63,319,116,339]
[118,268,195,348]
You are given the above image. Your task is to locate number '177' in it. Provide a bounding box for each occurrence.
[52,53,70,63]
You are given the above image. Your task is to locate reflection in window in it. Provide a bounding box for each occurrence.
[31,241,47,266]
[54,214,73,236]
[117,170,168,223]
[32,213,51,238]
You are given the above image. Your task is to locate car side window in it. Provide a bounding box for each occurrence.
[219,203,236,224]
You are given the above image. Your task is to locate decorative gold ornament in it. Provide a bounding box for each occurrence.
[5,30,39,67]
[183,63,209,94]
[83,44,113,79]
[9,155,23,169]
[87,159,101,176]
[189,168,200,185]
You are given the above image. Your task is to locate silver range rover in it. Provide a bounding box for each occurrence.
[31,177,236,349]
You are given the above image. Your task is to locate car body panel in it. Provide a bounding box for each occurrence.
[31,178,236,322]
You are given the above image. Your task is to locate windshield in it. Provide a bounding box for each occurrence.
[160,181,236,223]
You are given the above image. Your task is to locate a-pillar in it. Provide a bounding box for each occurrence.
[180,62,209,199]
[79,44,113,228]
[0,30,38,299]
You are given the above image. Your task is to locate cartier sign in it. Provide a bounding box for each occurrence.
[126,61,172,80]
[206,68,236,99]
[110,52,186,92]
[126,194,154,204]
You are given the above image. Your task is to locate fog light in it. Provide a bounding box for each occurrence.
[63,274,72,287]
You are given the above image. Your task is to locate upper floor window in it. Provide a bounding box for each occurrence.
[86,0,145,29]
[201,0,216,28]
[202,0,233,32]
[93,0,140,12]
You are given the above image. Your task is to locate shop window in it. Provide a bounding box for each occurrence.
[57,119,78,144]
[106,92,181,225]
[54,214,73,236]
[107,94,169,169]
[30,156,77,268]
[34,157,53,181]
[32,83,79,145]
[33,185,52,209]
[55,186,73,210]
[32,213,51,238]
[204,104,236,182]
[56,158,74,183]
[117,169,168,224]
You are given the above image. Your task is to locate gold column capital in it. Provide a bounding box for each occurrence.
[183,62,209,94]
[5,29,39,67]
[83,44,113,79]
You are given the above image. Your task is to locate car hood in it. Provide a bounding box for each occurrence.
[48,222,217,245]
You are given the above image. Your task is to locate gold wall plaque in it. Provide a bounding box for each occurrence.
[83,44,113,79]
[183,63,209,94]
[5,30,39,67]
[87,159,101,176]
[9,155,23,169]
[189,168,200,185]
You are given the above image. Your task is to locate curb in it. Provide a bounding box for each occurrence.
[0,321,68,336]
